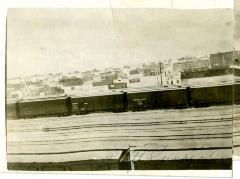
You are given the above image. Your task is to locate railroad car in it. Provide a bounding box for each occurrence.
[127,88,188,110]
[131,98,147,112]
[72,92,128,114]
[234,83,240,104]
[6,84,237,120]
[18,96,72,119]
[6,99,20,119]
[191,84,233,107]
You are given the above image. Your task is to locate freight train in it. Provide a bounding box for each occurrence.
[6,96,72,119]
[6,84,240,120]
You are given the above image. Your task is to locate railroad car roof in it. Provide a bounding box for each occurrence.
[126,86,186,94]
[190,82,233,89]
[6,99,21,104]
[18,95,69,103]
[70,86,186,98]
[70,91,124,98]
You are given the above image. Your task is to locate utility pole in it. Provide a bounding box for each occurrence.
[23,78,27,98]
[58,73,62,95]
[159,62,163,86]
[156,73,159,86]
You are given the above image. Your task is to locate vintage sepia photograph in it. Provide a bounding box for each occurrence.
[233,0,240,157]
[5,3,239,172]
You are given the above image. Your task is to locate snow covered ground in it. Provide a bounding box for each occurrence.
[7,105,234,164]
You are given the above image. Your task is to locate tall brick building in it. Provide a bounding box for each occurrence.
[209,51,240,68]
[173,57,209,72]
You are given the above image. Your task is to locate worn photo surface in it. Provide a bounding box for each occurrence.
[6,7,237,171]
[233,0,240,156]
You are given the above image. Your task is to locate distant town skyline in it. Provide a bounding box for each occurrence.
[7,8,234,78]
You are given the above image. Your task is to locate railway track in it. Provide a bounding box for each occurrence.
[6,105,237,170]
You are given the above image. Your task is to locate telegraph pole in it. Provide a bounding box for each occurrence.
[159,62,163,86]
[58,73,62,95]
[156,73,160,86]
[23,78,27,98]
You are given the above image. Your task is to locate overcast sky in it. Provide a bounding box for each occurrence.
[235,0,240,50]
[7,8,234,78]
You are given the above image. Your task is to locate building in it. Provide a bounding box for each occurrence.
[128,68,142,84]
[37,86,64,97]
[81,71,94,81]
[92,80,113,87]
[173,56,209,72]
[7,89,23,99]
[109,79,128,89]
[142,62,163,76]
[61,77,83,87]
[129,68,141,75]
[210,51,240,68]
[162,68,181,86]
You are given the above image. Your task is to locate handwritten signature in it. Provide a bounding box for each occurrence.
[93,143,217,170]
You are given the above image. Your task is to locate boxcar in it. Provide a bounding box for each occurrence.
[72,92,128,114]
[191,84,233,107]
[6,99,20,119]
[18,96,72,119]
[234,83,240,104]
[127,88,188,110]
[131,98,147,112]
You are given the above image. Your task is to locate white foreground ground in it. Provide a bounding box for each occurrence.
[7,105,238,163]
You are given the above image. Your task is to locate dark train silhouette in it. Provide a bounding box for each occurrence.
[6,84,240,119]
